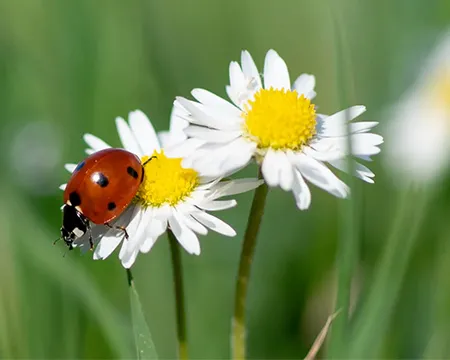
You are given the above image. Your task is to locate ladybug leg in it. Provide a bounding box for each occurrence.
[105,223,129,240]
[87,226,94,250]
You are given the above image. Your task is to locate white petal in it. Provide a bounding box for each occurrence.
[291,170,311,210]
[196,199,237,211]
[328,158,375,183]
[115,116,142,156]
[140,237,157,253]
[226,86,237,106]
[163,104,189,147]
[318,106,367,137]
[261,150,293,190]
[196,176,224,190]
[350,122,379,134]
[314,132,383,157]
[175,201,199,214]
[118,206,145,260]
[261,149,279,187]
[263,49,290,90]
[168,210,201,255]
[229,61,246,94]
[65,163,76,173]
[211,178,264,197]
[190,98,243,131]
[288,153,349,198]
[169,104,190,132]
[140,215,166,253]
[157,131,174,149]
[178,212,208,235]
[227,58,260,108]
[121,250,139,269]
[165,138,205,159]
[128,110,161,154]
[293,74,316,99]
[83,134,111,152]
[191,211,236,237]
[126,209,152,254]
[73,223,107,252]
[93,205,138,260]
[176,97,239,131]
[93,232,123,260]
[147,215,167,240]
[191,188,220,203]
[152,205,172,221]
[185,138,255,178]
[303,145,345,162]
[241,50,262,89]
[349,133,384,156]
[192,88,242,118]
[320,120,378,137]
[184,125,241,143]
[278,151,294,191]
[217,138,256,176]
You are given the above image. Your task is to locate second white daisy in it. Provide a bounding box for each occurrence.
[174,49,383,210]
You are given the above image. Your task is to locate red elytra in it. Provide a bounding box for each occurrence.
[60,148,144,249]
[64,148,143,223]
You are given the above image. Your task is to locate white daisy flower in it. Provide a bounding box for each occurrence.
[174,49,383,210]
[61,109,263,268]
[385,32,450,184]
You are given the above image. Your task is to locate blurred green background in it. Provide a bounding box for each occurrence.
[1,0,450,358]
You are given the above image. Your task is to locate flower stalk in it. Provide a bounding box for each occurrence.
[232,169,268,359]
[168,229,188,360]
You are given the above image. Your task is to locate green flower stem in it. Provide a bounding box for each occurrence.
[126,268,133,286]
[232,169,268,360]
[168,230,188,360]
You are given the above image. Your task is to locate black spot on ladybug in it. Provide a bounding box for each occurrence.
[107,202,116,211]
[93,172,109,187]
[127,166,139,179]
[74,161,85,172]
[69,191,81,206]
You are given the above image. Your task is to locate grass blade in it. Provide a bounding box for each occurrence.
[4,187,134,359]
[327,6,359,358]
[348,188,429,357]
[127,269,159,360]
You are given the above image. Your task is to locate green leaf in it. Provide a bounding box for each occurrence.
[127,270,159,360]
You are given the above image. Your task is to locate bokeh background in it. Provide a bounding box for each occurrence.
[1,0,450,358]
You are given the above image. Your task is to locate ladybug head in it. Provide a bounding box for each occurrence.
[60,204,89,249]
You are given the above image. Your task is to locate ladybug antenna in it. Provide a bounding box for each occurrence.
[53,237,61,246]
[143,155,157,166]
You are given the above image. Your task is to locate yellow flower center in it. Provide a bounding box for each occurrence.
[135,151,199,207]
[242,88,317,151]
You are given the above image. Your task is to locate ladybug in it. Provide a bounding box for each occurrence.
[60,148,150,250]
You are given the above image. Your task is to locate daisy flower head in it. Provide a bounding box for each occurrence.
[61,109,263,268]
[174,49,383,210]
[385,31,450,184]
